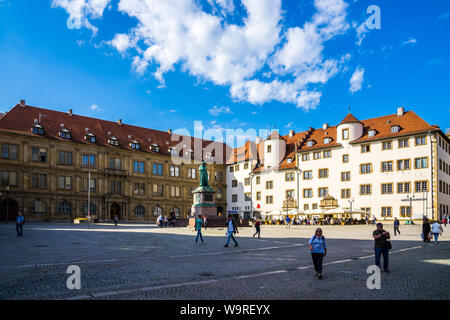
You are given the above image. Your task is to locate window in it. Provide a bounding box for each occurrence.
[381,183,393,194]
[108,137,119,146]
[342,129,349,140]
[31,124,44,135]
[170,186,181,197]
[307,141,314,147]
[361,208,371,217]
[266,196,273,204]
[153,184,164,196]
[170,147,178,156]
[135,205,145,216]
[400,206,412,217]
[285,172,295,181]
[391,125,400,133]
[302,153,310,161]
[266,181,273,189]
[341,189,351,199]
[229,166,234,172]
[304,204,309,211]
[287,158,292,164]
[153,206,163,217]
[153,163,163,176]
[109,180,122,194]
[360,163,372,174]
[32,200,46,213]
[381,207,392,217]
[323,150,331,158]
[318,187,328,197]
[368,130,376,137]
[134,182,145,195]
[267,145,272,153]
[397,159,411,171]
[256,176,260,184]
[360,184,372,195]
[414,157,428,169]
[415,136,426,145]
[342,154,349,163]
[82,177,96,192]
[150,144,160,152]
[313,152,321,160]
[1,144,18,160]
[232,194,238,202]
[398,138,409,148]
[235,165,239,172]
[382,141,392,150]
[169,165,180,177]
[188,168,196,179]
[82,154,96,168]
[361,144,370,153]
[312,203,318,210]
[303,189,313,198]
[324,137,331,144]
[415,181,428,192]
[216,187,223,199]
[244,162,249,170]
[1,171,17,186]
[232,180,238,188]
[133,161,145,173]
[381,161,393,172]
[83,203,96,215]
[286,189,295,199]
[109,158,121,169]
[244,178,250,186]
[303,171,312,180]
[130,141,140,150]
[58,176,72,190]
[341,171,350,181]
[318,168,329,178]
[32,147,47,162]
[85,133,95,143]
[59,129,71,139]
[31,173,47,188]
[245,193,251,201]
[58,201,72,214]
[256,192,261,200]
[58,151,73,165]
[215,171,223,182]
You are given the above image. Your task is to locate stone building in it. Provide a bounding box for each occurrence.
[0,101,228,222]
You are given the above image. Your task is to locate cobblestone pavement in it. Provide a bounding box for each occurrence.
[0,222,448,300]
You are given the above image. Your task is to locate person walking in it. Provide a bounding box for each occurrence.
[373,223,390,272]
[430,220,443,244]
[224,215,239,247]
[194,214,204,244]
[372,216,377,225]
[393,217,400,236]
[157,214,163,228]
[113,214,118,227]
[16,212,24,237]
[253,219,261,238]
[285,216,291,229]
[308,228,327,279]
[422,218,431,242]
[203,216,208,230]
[444,215,448,227]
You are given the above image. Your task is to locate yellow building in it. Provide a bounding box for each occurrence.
[0,101,228,222]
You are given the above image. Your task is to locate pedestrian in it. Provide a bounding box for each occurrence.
[308,228,326,279]
[444,215,448,227]
[194,214,204,244]
[157,214,163,228]
[203,216,208,230]
[113,214,118,226]
[170,211,176,227]
[373,223,390,272]
[164,215,169,227]
[16,212,24,237]
[430,220,443,244]
[224,214,239,247]
[365,216,369,225]
[422,218,431,242]
[286,216,291,229]
[393,217,400,236]
[253,219,261,238]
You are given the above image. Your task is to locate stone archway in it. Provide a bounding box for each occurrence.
[0,198,18,221]
[110,202,121,220]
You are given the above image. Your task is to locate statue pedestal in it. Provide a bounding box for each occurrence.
[188,186,223,227]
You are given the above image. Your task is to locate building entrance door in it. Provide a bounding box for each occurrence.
[0,199,18,221]
[110,202,121,221]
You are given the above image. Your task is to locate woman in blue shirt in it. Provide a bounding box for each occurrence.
[308,228,327,279]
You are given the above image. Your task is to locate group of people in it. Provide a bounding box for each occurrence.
[156,212,178,228]
[194,214,237,247]
[422,218,444,243]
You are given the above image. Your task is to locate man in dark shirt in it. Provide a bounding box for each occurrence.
[394,217,400,235]
[373,223,390,272]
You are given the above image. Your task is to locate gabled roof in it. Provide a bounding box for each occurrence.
[339,113,362,125]
[267,130,287,141]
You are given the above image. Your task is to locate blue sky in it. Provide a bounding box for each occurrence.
[0,0,449,145]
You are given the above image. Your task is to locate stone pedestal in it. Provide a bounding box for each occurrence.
[188,186,223,227]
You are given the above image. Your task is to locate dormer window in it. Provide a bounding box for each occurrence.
[324,137,332,144]
[59,128,71,139]
[286,158,292,164]
[307,140,314,147]
[85,133,95,143]
[150,144,160,152]
[368,129,376,137]
[186,149,194,158]
[130,140,139,150]
[169,147,178,156]
[391,125,400,133]
[108,136,119,146]
[31,124,44,135]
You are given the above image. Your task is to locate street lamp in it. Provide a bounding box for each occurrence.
[407,193,415,223]
[249,172,254,222]
[348,198,354,218]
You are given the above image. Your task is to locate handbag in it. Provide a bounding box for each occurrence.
[386,241,392,250]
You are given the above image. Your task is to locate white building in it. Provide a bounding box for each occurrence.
[226,107,450,221]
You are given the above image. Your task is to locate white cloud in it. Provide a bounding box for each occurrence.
[51,0,111,35]
[109,33,131,53]
[354,20,369,46]
[285,122,293,128]
[90,104,101,111]
[209,105,232,116]
[401,38,417,46]
[349,66,365,93]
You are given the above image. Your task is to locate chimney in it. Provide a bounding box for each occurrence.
[19,100,26,107]
[308,127,314,133]
[118,119,123,125]
[68,109,73,116]
[397,107,404,116]
[289,130,295,138]
[168,129,172,134]
[323,123,328,130]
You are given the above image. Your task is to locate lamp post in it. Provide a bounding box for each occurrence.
[348,198,354,218]
[407,193,415,223]
[249,172,254,222]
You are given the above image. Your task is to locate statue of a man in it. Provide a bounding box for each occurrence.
[199,161,209,187]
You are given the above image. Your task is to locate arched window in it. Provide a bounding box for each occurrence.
[83,202,96,215]
[58,200,72,214]
[216,187,223,199]
[32,200,46,213]
[153,206,163,216]
[135,205,145,216]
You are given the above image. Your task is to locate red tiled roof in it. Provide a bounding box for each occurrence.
[339,113,361,125]
[0,104,231,162]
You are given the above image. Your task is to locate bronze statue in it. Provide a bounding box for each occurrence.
[199,161,209,187]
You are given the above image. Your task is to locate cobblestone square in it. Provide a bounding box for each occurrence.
[0,222,449,300]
